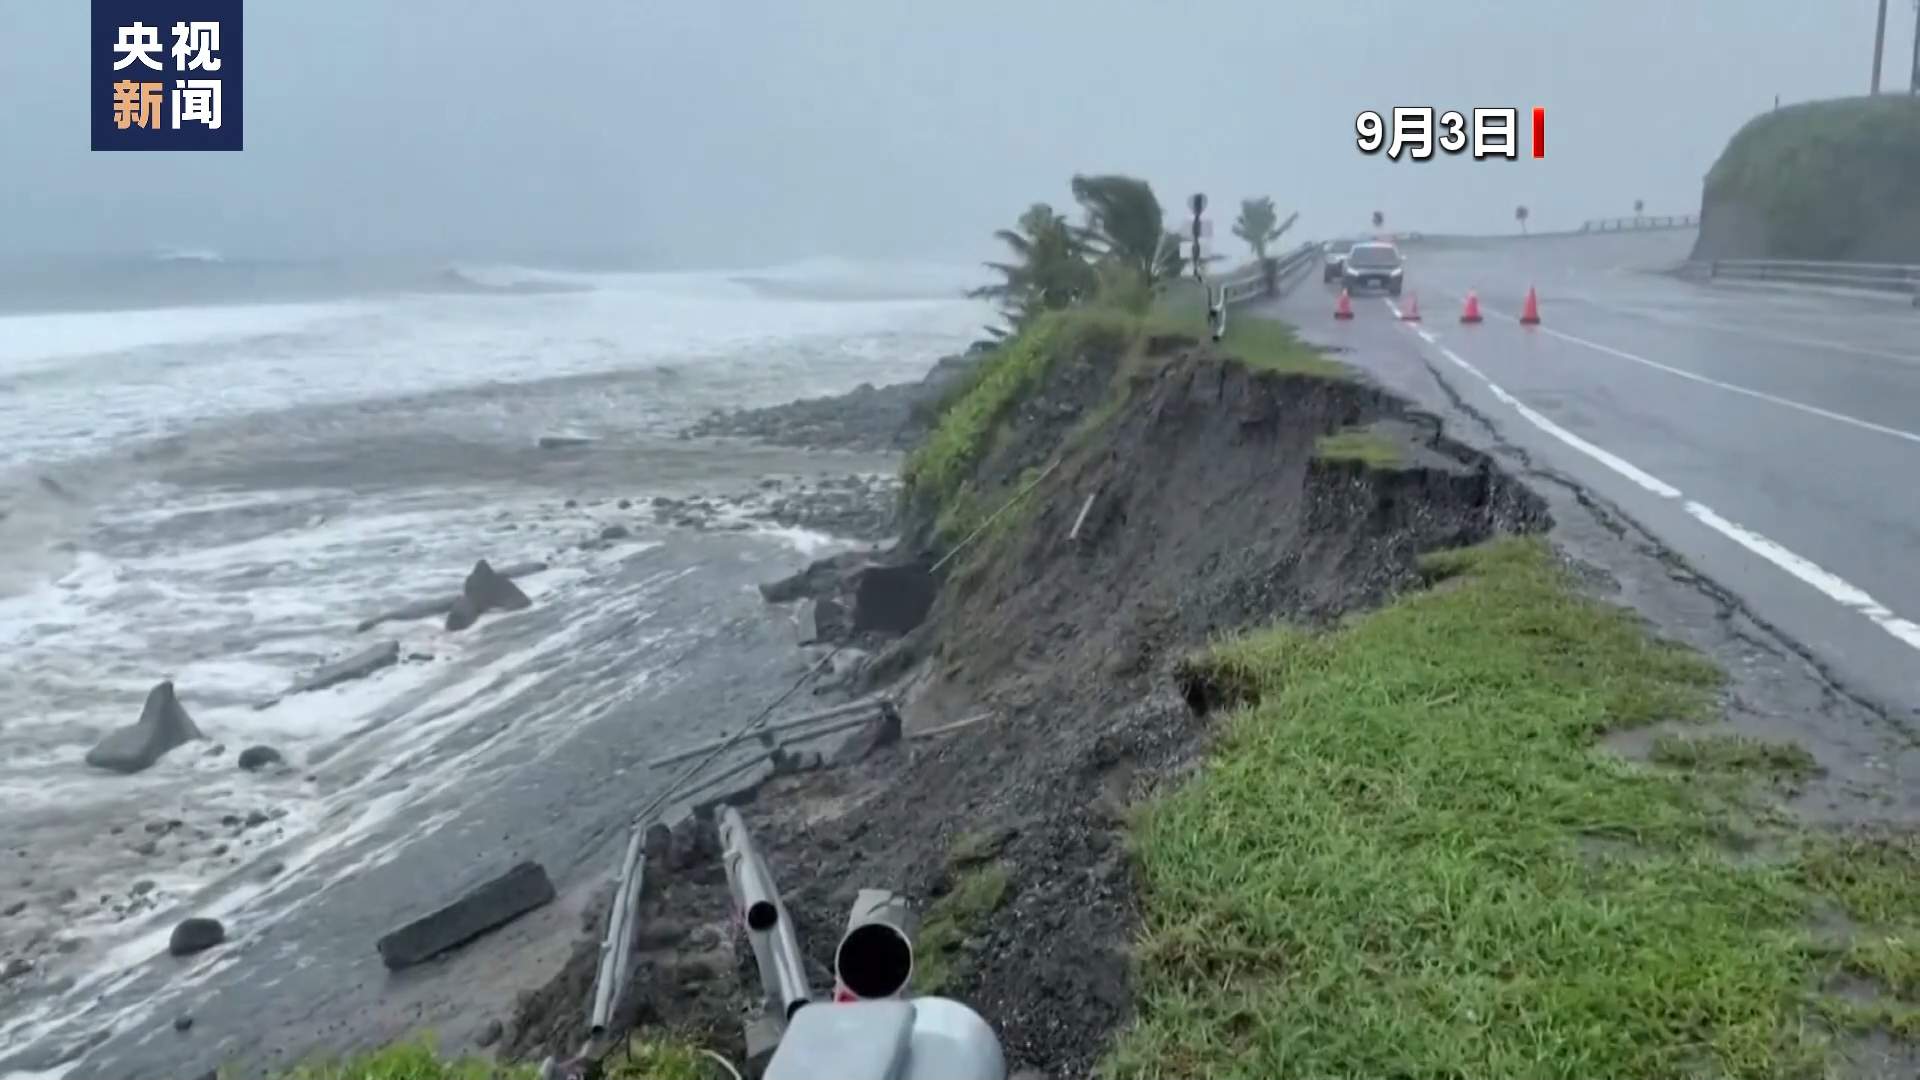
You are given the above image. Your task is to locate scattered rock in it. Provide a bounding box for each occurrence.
[617,499,632,510]
[168,917,225,956]
[55,887,78,904]
[85,681,204,774]
[263,641,399,706]
[3,900,24,917]
[476,1018,504,1047]
[829,705,903,766]
[599,524,629,541]
[802,596,849,644]
[56,938,82,953]
[2,957,32,982]
[537,435,595,450]
[354,562,548,632]
[131,880,155,896]
[244,810,269,828]
[850,563,938,636]
[173,1015,193,1033]
[376,861,556,971]
[132,839,159,856]
[446,560,533,632]
[237,745,283,771]
[406,651,435,662]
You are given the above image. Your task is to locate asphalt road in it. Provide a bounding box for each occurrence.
[1267,230,1920,722]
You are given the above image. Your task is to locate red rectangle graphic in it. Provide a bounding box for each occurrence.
[1532,107,1545,158]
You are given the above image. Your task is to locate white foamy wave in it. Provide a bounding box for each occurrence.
[730,255,986,301]
[0,299,369,376]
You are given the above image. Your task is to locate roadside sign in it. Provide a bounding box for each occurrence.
[1189,193,1207,216]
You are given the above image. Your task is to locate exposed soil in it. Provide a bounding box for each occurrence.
[506,340,1550,1077]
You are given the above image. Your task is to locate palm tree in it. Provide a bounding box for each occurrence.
[1371,210,1385,230]
[1070,174,1185,291]
[1232,197,1300,261]
[1515,205,1531,235]
[967,203,1096,335]
[1633,198,1645,217]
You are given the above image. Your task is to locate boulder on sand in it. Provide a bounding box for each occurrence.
[354,561,548,633]
[86,681,203,774]
[168,917,225,956]
[445,560,533,632]
[237,745,283,771]
[376,861,555,971]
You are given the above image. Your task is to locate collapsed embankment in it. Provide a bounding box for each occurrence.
[1692,95,1920,263]
[503,311,1550,1076]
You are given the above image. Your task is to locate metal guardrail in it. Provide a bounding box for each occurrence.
[1692,257,1920,304]
[1580,214,1699,233]
[1219,240,1319,309]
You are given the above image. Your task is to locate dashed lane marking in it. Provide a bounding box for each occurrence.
[1381,298,1920,655]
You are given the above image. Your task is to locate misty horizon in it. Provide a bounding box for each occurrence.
[4,1,1912,268]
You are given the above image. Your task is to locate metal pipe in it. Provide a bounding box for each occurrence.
[588,825,649,1038]
[648,697,892,768]
[719,808,814,1021]
[1068,494,1097,542]
[834,889,919,1000]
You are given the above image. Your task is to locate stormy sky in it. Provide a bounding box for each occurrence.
[1,0,1907,267]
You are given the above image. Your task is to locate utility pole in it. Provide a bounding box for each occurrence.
[1872,0,1889,93]
[1910,0,1919,92]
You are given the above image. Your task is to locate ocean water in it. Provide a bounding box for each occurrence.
[0,254,988,1078]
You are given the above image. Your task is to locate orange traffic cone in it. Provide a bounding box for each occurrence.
[1519,286,1541,325]
[1400,293,1421,321]
[1460,291,1483,324]
[1334,289,1354,320]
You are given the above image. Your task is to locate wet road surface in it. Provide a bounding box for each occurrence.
[1267,229,1919,722]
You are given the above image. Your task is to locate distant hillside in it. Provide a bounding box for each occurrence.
[1693,95,1920,263]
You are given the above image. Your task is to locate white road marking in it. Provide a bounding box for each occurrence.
[1684,502,1920,651]
[1382,299,1920,656]
[1581,298,1920,368]
[1472,300,1920,447]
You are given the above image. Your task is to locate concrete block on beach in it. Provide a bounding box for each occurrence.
[376,860,556,971]
[446,559,534,632]
[258,641,399,710]
[85,681,203,774]
[354,560,548,633]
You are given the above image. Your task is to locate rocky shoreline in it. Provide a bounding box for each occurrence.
[0,409,944,1078]
[683,347,989,453]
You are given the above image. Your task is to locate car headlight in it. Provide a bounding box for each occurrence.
[1389,267,1403,277]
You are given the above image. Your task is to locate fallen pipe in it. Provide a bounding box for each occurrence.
[647,696,894,769]
[834,888,918,1000]
[588,828,648,1038]
[719,808,814,1022]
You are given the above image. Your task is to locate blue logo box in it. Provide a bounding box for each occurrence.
[91,0,244,151]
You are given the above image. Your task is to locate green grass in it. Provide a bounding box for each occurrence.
[1650,732,1820,780]
[1109,536,1920,1080]
[1703,95,1920,260]
[913,861,1011,995]
[253,1035,712,1080]
[1314,428,1404,469]
[903,310,1133,542]
[256,1040,534,1080]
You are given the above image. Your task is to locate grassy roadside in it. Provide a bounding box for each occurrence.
[1110,537,1920,1079]
[251,1035,711,1080]
[905,308,1343,550]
